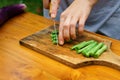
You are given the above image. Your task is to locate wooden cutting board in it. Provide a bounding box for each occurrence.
[20,25,120,70]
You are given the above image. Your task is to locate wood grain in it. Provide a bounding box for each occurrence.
[0,12,120,80]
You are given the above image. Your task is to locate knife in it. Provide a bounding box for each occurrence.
[50,3,58,45]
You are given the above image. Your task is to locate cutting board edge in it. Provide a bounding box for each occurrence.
[19,40,81,68]
[19,40,120,70]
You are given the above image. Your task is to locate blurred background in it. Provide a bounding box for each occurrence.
[0,0,43,15]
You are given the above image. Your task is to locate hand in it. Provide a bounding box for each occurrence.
[58,0,98,45]
[43,0,60,18]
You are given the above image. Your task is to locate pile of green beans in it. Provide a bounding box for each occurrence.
[51,30,72,45]
[51,30,59,44]
[71,40,107,58]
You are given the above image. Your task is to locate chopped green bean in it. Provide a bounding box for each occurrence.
[51,30,59,45]
[71,40,95,50]
[51,30,72,45]
[53,41,58,44]
[93,44,107,58]
[71,41,86,50]
[83,42,98,57]
[77,40,95,50]
[51,34,57,38]
[76,41,97,54]
[89,42,104,56]
[71,40,108,58]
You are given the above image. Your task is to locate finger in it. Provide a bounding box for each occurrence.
[78,15,87,34]
[70,16,78,40]
[59,13,65,45]
[63,15,71,41]
[50,0,60,18]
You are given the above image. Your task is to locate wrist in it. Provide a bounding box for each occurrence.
[88,0,98,7]
[74,0,98,7]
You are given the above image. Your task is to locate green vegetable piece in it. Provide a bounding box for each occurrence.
[75,48,79,52]
[86,40,95,43]
[71,41,86,50]
[82,41,98,57]
[52,30,58,34]
[77,41,97,54]
[89,42,104,56]
[51,34,57,37]
[71,40,95,50]
[93,44,107,58]
[51,30,73,45]
[77,40,95,50]
[51,35,57,39]
[51,30,59,45]
[52,40,58,44]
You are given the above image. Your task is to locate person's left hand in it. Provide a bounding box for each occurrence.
[43,0,60,18]
[58,0,98,45]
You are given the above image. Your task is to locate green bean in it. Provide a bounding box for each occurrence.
[93,44,107,58]
[52,30,58,34]
[71,39,108,58]
[71,40,95,50]
[51,34,57,38]
[51,30,73,44]
[89,42,104,57]
[83,42,98,57]
[77,40,95,50]
[76,41,97,54]
[53,40,58,44]
[71,41,86,50]
[51,30,59,44]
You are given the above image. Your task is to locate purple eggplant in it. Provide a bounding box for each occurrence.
[0,4,27,25]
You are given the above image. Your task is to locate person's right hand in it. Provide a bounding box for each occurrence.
[43,0,60,18]
[58,0,98,45]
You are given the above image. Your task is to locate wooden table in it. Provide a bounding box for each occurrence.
[0,12,120,80]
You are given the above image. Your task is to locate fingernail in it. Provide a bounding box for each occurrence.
[51,14,55,18]
[59,41,64,45]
